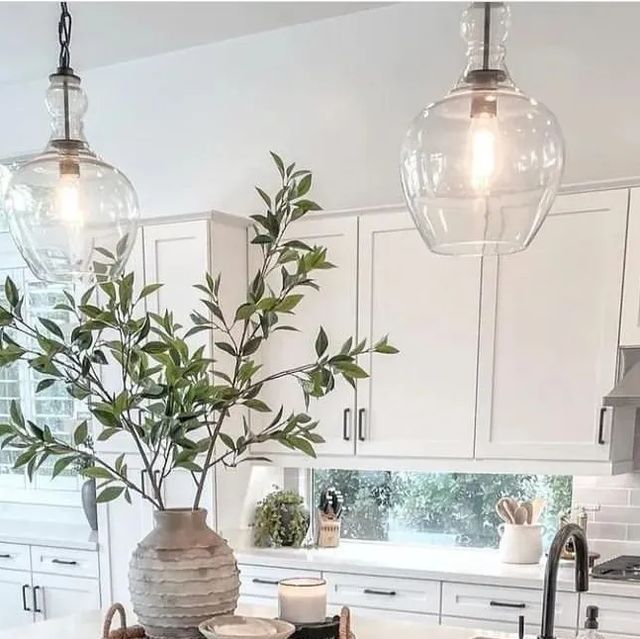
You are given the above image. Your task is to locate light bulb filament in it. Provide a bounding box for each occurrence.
[470,112,498,192]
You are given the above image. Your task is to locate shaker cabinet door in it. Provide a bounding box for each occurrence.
[356,211,481,459]
[620,188,640,345]
[252,216,358,457]
[475,189,627,461]
[0,569,33,630]
[33,573,100,621]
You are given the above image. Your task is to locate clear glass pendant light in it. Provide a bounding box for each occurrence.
[4,3,139,283]
[400,2,565,256]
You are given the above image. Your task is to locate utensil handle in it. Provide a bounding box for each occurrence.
[490,600,526,609]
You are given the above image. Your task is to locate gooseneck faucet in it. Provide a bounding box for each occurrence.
[539,523,589,639]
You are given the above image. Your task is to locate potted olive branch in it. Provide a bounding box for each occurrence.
[0,153,397,638]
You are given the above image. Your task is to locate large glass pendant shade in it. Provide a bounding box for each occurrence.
[400,3,564,256]
[4,72,139,283]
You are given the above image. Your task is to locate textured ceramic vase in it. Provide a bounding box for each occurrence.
[81,478,98,531]
[129,508,240,639]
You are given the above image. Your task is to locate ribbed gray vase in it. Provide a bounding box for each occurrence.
[129,508,240,639]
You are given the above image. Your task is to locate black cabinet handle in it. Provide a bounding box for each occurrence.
[342,408,351,441]
[363,588,396,596]
[357,408,366,442]
[32,585,42,613]
[489,600,526,609]
[252,578,279,585]
[0,553,12,559]
[598,407,607,444]
[22,584,31,611]
[52,558,78,566]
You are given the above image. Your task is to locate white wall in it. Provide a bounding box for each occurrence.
[0,3,639,219]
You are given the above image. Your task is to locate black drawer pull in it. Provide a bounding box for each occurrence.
[51,558,78,566]
[357,408,366,442]
[598,407,607,445]
[490,600,526,609]
[343,408,351,441]
[363,588,397,596]
[0,553,12,559]
[252,578,279,585]
[22,584,31,611]
[32,585,42,613]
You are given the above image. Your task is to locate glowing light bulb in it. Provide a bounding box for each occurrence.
[469,112,498,192]
[56,172,82,225]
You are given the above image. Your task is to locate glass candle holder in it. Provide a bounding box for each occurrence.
[278,577,327,624]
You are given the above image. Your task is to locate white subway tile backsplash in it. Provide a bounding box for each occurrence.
[574,473,640,557]
[595,506,640,524]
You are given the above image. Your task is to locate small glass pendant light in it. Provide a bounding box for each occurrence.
[400,2,564,257]
[5,3,139,283]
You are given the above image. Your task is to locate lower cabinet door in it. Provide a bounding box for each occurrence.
[440,615,574,635]
[0,569,33,630]
[580,593,640,636]
[32,573,100,621]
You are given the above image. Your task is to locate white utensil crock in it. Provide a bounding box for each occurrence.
[498,524,545,564]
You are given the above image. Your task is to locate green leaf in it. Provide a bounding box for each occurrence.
[4,277,18,308]
[97,427,120,442]
[10,400,24,429]
[297,174,312,197]
[215,341,237,357]
[95,247,115,260]
[242,337,262,356]
[275,294,303,313]
[52,456,76,479]
[270,151,285,179]
[234,303,256,322]
[139,283,163,299]
[255,187,271,208]
[142,341,169,354]
[219,433,236,450]
[315,327,328,357]
[96,486,125,503]
[92,409,118,428]
[82,466,114,480]
[116,235,129,257]
[73,420,89,446]
[335,361,369,379]
[289,436,316,458]
[13,448,36,469]
[244,399,271,413]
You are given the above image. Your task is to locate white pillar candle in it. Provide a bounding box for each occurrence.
[278,577,327,624]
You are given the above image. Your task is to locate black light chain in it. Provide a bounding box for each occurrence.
[57,2,72,72]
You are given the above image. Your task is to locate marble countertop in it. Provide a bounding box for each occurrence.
[0,520,98,551]
[233,537,640,599]
[0,603,567,639]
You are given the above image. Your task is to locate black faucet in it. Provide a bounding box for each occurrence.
[539,523,589,639]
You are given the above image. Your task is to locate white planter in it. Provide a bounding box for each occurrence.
[129,508,240,639]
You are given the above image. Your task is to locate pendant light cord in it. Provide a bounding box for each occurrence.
[482,2,491,71]
[58,2,72,73]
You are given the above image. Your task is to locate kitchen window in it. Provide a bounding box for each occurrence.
[312,469,572,549]
[0,267,85,493]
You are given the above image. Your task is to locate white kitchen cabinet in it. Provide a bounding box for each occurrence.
[253,216,359,457]
[325,570,440,615]
[0,569,32,629]
[580,592,640,636]
[441,581,578,629]
[32,573,100,621]
[620,188,640,345]
[238,564,322,601]
[356,211,481,459]
[475,189,629,462]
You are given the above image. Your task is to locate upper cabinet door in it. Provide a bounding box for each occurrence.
[144,220,211,332]
[620,188,640,345]
[253,216,358,457]
[356,211,481,459]
[475,189,628,461]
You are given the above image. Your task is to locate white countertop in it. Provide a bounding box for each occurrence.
[234,538,640,599]
[0,520,98,550]
[0,603,561,639]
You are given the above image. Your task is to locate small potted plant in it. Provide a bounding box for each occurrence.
[253,488,310,548]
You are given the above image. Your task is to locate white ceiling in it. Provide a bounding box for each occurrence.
[0,1,388,85]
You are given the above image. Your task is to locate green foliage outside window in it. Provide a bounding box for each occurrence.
[313,469,572,548]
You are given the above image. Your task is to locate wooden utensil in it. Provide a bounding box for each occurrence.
[513,505,529,525]
[520,501,533,525]
[496,498,516,523]
[531,497,546,523]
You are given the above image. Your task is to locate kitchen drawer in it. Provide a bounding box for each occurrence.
[239,564,322,599]
[0,542,30,571]
[581,593,640,635]
[30,546,99,579]
[442,582,578,628]
[324,572,440,614]
[441,616,575,635]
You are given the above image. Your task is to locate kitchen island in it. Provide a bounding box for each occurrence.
[0,603,554,639]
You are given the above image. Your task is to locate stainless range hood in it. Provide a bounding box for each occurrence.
[603,347,640,407]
